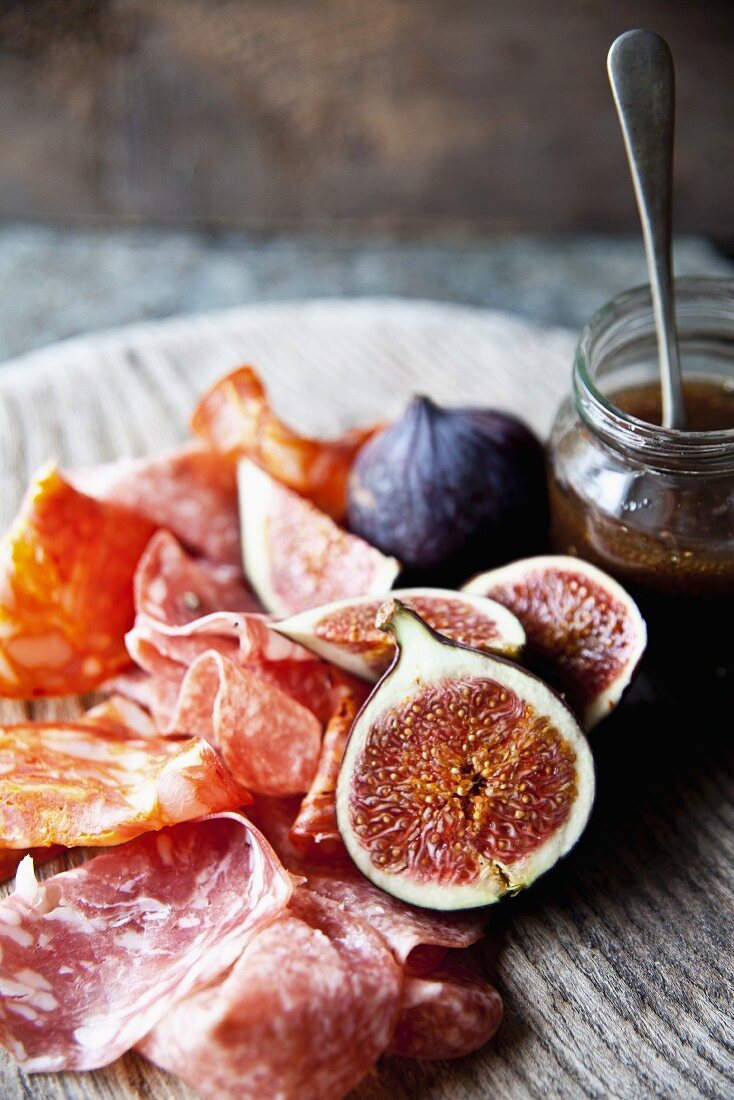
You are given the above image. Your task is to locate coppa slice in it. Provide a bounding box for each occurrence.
[273,588,525,682]
[336,601,594,910]
[191,365,378,520]
[239,459,400,616]
[462,555,647,730]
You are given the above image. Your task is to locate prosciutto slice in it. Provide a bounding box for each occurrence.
[0,464,155,697]
[70,445,241,566]
[138,887,402,1100]
[191,365,377,520]
[388,950,503,1060]
[0,720,248,849]
[0,814,291,1072]
[169,651,321,796]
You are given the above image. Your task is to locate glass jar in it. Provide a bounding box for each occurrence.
[548,277,734,707]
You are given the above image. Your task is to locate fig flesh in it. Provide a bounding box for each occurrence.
[462,555,647,730]
[238,459,401,616]
[347,396,548,585]
[336,601,594,910]
[272,588,525,681]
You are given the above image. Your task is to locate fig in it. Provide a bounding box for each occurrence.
[347,396,548,585]
[336,600,594,910]
[272,588,525,681]
[238,459,400,616]
[462,555,647,731]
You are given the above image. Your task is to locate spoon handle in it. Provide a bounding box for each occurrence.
[608,29,687,430]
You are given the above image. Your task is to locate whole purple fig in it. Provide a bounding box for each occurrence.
[347,396,548,585]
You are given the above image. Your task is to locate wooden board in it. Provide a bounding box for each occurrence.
[0,300,731,1100]
[0,0,733,241]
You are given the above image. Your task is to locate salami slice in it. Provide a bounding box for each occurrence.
[290,679,364,855]
[135,529,259,626]
[249,796,488,967]
[70,445,241,566]
[388,950,503,1060]
[308,871,487,965]
[169,651,321,795]
[191,365,376,520]
[83,695,159,737]
[0,464,155,697]
[0,814,291,1071]
[138,887,402,1100]
[0,720,248,849]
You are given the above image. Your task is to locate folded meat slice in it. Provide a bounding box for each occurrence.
[0,464,155,697]
[0,720,248,849]
[134,529,259,626]
[248,796,488,969]
[0,813,291,1072]
[290,678,367,855]
[138,887,402,1100]
[83,695,159,737]
[191,365,377,520]
[169,651,321,796]
[388,950,503,1060]
[70,445,241,566]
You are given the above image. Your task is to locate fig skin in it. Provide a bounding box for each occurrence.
[347,396,549,586]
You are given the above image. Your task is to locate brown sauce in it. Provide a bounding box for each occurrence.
[612,378,734,431]
[550,378,734,699]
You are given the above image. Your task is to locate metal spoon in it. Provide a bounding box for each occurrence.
[608,29,687,429]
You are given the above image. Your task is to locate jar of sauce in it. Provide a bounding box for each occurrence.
[548,277,734,707]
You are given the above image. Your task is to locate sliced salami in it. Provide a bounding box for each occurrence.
[138,887,402,1100]
[0,720,248,849]
[191,365,377,520]
[0,464,155,697]
[290,679,365,855]
[248,796,488,968]
[83,695,159,737]
[134,529,259,626]
[388,950,503,1060]
[70,445,241,566]
[0,813,291,1072]
[169,651,321,796]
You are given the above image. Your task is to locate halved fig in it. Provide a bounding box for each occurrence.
[462,555,647,731]
[238,459,400,616]
[336,601,594,911]
[272,588,525,682]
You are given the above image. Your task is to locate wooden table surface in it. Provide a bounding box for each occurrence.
[0,300,731,1100]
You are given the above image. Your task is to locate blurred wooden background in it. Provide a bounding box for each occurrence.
[0,0,732,241]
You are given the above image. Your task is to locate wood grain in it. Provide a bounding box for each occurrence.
[0,0,732,239]
[0,301,731,1099]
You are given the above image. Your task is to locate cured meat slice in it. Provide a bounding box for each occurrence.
[0,814,291,1072]
[388,950,503,1060]
[307,872,487,965]
[169,651,321,795]
[134,529,259,627]
[191,365,376,519]
[70,445,241,566]
[84,695,159,737]
[0,720,248,849]
[248,796,487,967]
[130,610,311,669]
[240,658,335,725]
[138,887,402,1100]
[290,679,364,855]
[0,464,155,697]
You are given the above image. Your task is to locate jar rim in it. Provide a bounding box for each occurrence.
[574,276,734,468]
